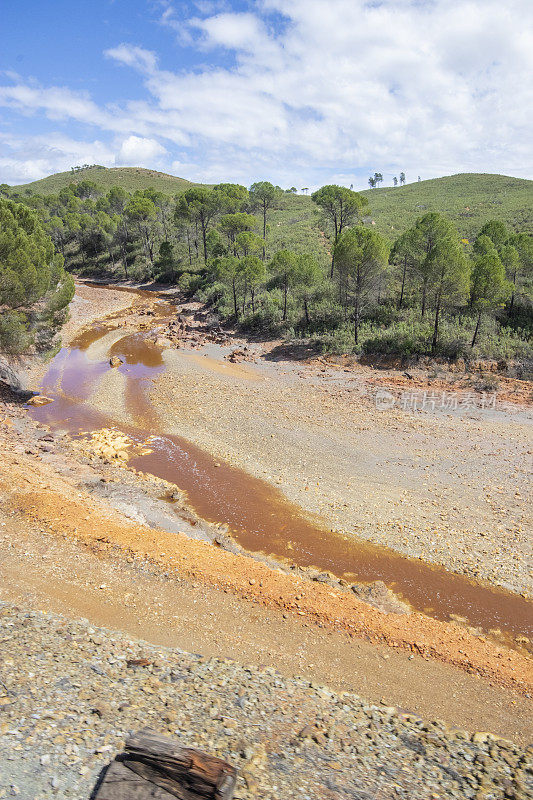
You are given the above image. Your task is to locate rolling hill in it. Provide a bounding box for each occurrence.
[8,168,532,244]
[9,165,196,196]
[359,173,533,241]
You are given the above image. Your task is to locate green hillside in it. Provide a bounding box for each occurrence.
[10,165,195,196]
[3,168,531,362]
[9,169,531,244]
[360,173,533,242]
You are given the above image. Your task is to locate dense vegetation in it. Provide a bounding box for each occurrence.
[2,170,531,364]
[363,173,533,243]
[0,199,74,355]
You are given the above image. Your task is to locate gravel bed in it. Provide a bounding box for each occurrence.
[0,603,531,800]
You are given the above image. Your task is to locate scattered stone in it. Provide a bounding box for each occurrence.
[0,602,529,800]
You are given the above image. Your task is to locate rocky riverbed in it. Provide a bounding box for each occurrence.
[1,603,531,800]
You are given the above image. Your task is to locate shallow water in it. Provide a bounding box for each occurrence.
[29,285,533,642]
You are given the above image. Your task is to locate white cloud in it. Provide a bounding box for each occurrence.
[189,12,273,54]
[0,84,105,125]
[0,132,168,184]
[104,44,158,73]
[117,135,167,165]
[2,0,533,187]
[0,133,116,184]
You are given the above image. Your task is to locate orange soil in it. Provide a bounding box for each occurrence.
[0,432,530,698]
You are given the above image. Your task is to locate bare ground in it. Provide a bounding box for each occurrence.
[1,280,530,746]
[141,317,532,597]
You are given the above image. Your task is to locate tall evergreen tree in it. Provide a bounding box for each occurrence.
[0,199,74,353]
[311,185,369,278]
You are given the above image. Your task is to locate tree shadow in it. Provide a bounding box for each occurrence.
[262,341,321,362]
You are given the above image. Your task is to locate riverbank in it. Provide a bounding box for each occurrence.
[0,400,532,702]
[23,284,532,641]
[56,282,531,599]
[142,308,532,599]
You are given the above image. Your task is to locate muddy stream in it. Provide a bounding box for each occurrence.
[29,285,533,643]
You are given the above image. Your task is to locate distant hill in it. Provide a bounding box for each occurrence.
[360,173,533,241]
[10,165,196,196]
[8,168,531,243]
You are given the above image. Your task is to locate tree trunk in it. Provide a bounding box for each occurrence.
[232,279,238,317]
[431,295,441,353]
[186,229,192,267]
[283,281,288,320]
[262,203,267,261]
[251,288,255,314]
[120,242,129,280]
[508,268,518,315]
[304,297,310,325]
[398,256,407,309]
[107,245,116,271]
[201,222,208,265]
[94,728,237,800]
[421,281,427,317]
[471,309,482,347]
[194,221,199,260]
[353,296,360,344]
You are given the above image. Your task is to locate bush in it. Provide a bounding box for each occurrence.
[0,312,31,354]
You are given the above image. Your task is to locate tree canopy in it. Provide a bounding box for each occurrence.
[311,185,369,276]
[0,199,74,353]
[249,182,283,259]
[3,176,530,363]
[334,226,390,342]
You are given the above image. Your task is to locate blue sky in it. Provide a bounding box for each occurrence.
[1,0,532,189]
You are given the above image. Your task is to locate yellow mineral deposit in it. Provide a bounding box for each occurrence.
[26,395,54,406]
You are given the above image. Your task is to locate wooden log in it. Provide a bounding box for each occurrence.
[93,759,175,799]
[93,728,237,800]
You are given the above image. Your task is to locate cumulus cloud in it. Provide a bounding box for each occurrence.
[1,0,532,186]
[0,133,116,184]
[116,135,168,165]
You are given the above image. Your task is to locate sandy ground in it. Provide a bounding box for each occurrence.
[1,280,530,744]
[62,282,137,342]
[140,329,532,598]
[0,414,532,745]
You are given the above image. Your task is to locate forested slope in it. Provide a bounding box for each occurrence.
[2,170,531,363]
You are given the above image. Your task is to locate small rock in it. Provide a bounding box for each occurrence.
[26,395,54,407]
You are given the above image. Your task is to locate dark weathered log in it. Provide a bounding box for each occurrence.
[93,759,174,799]
[93,729,237,800]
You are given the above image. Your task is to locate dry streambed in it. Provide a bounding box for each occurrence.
[25,283,532,642]
[0,414,531,699]
[3,282,531,703]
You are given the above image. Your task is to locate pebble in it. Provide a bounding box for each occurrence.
[0,602,530,800]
